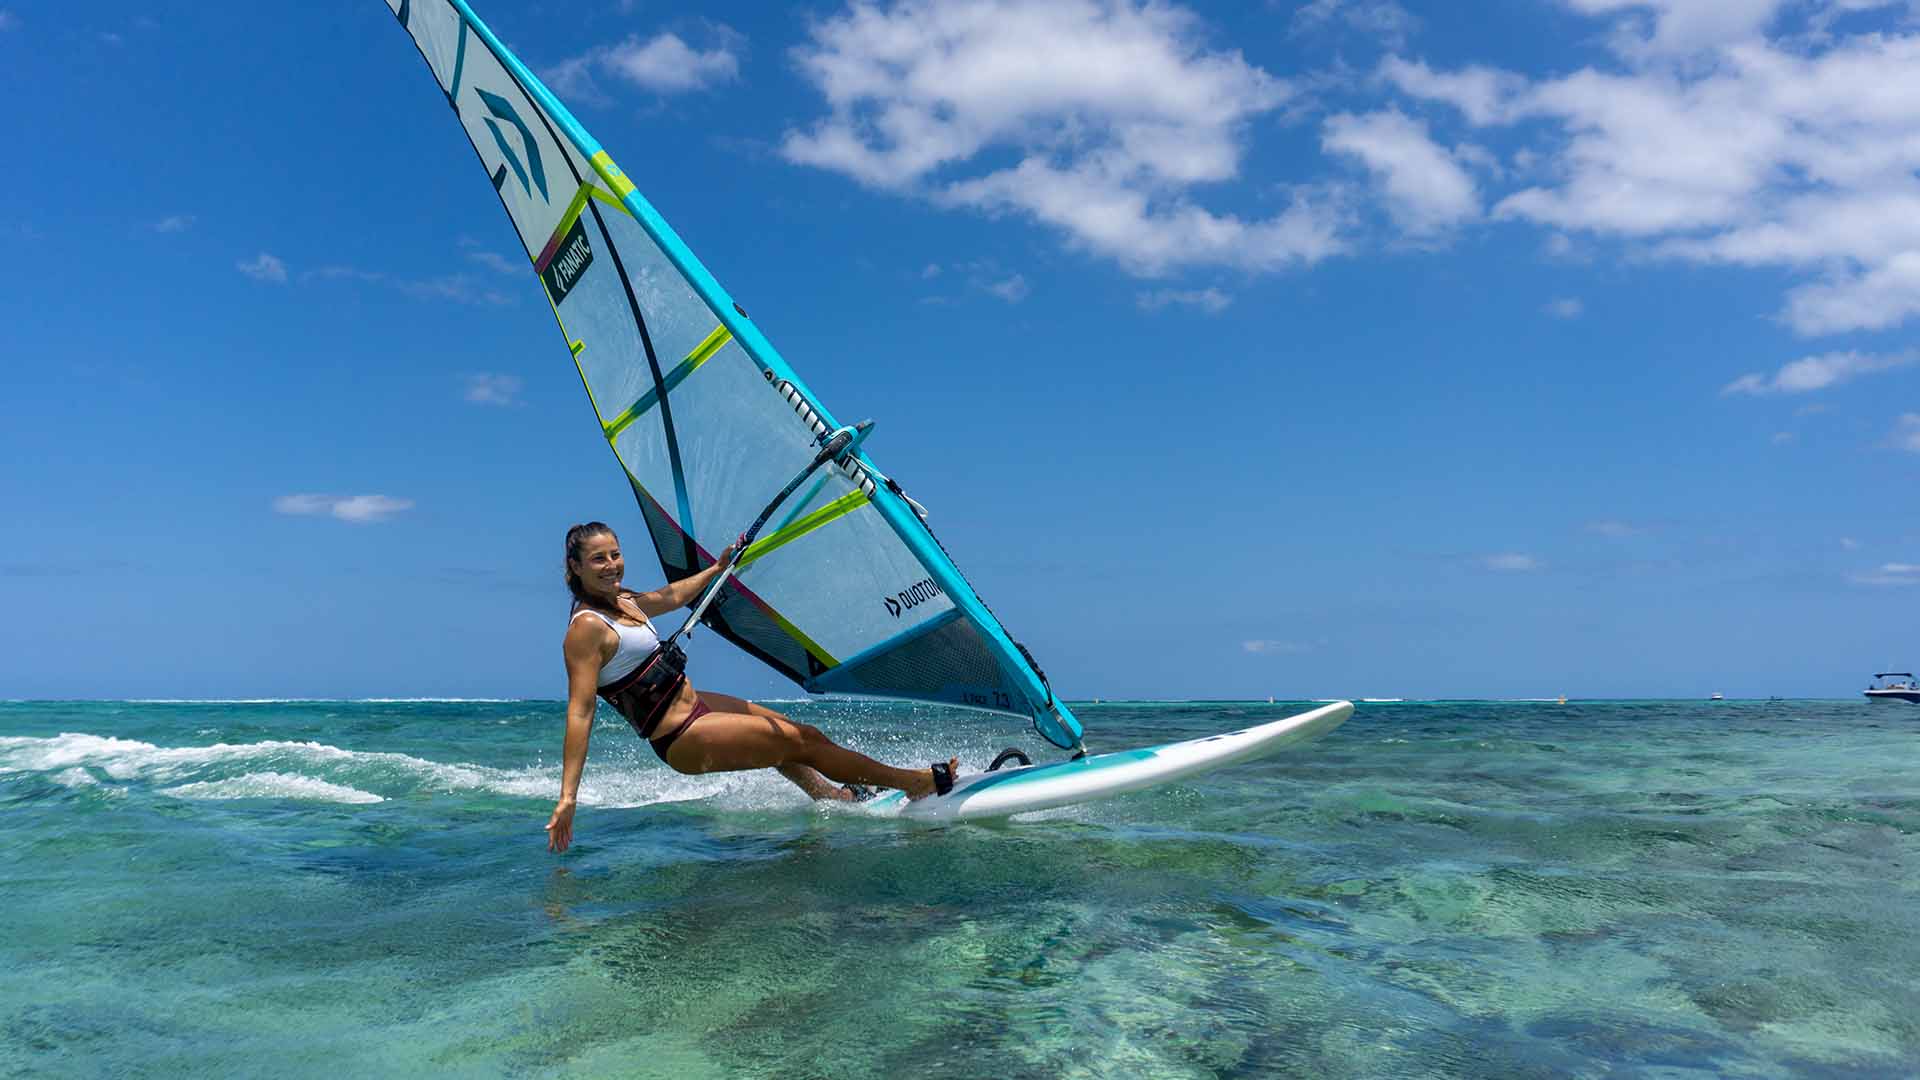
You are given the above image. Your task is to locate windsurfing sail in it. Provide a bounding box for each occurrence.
[382,0,1083,749]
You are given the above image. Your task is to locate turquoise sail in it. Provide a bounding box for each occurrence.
[382,0,1083,749]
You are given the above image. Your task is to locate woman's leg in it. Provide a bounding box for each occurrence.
[695,691,852,801]
[666,689,953,799]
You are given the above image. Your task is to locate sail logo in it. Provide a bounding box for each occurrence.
[475,88,549,202]
[883,578,943,618]
[541,217,594,304]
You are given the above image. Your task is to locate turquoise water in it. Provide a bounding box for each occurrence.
[2,699,1916,1078]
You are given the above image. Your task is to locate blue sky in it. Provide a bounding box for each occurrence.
[4,0,1919,702]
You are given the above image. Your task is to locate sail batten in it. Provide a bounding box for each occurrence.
[383,0,1084,749]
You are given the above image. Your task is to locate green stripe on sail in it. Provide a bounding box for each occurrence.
[736,489,870,570]
[603,324,734,440]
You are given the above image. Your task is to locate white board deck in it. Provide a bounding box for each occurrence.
[861,700,1353,822]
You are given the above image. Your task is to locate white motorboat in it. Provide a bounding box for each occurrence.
[1865,672,1920,703]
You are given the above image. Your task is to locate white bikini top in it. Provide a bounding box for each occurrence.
[570,606,662,687]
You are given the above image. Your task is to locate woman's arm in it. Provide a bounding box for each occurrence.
[546,620,610,853]
[629,541,739,618]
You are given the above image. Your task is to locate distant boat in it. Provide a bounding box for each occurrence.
[1865,673,1920,703]
[1709,692,1724,700]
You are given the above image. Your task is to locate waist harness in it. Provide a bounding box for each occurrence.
[598,641,688,739]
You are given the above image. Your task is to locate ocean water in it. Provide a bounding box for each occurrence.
[1,698,1915,1078]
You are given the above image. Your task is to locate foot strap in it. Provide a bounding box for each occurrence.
[987,748,1031,772]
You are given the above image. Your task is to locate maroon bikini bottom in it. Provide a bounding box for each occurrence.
[646,697,710,764]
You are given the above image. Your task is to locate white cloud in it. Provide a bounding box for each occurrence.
[304,265,513,306]
[1378,57,1525,126]
[782,0,1345,275]
[1544,297,1583,318]
[606,31,741,92]
[1322,109,1479,235]
[1562,0,1795,57]
[464,374,523,406]
[1892,413,1920,452]
[1784,252,1920,335]
[546,29,741,99]
[236,252,287,283]
[1243,639,1315,654]
[1479,553,1542,572]
[1290,0,1421,51]
[274,494,415,524]
[400,275,513,305]
[467,250,521,275]
[153,215,193,234]
[981,273,1029,302]
[777,2,1920,329]
[1387,23,1920,334]
[1721,350,1913,395]
[1851,561,1920,585]
[1137,287,1231,313]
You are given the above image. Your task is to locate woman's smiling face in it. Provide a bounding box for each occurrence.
[571,533,624,597]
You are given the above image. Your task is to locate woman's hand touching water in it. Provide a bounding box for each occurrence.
[545,799,576,853]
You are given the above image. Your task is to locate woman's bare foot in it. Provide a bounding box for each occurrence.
[904,757,960,800]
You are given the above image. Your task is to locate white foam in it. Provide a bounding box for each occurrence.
[350,698,523,704]
[51,766,98,786]
[0,732,741,810]
[0,728,1005,814]
[123,698,525,704]
[0,733,366,781]
[161,772,386,804]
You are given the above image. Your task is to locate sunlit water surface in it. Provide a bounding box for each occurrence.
[2,698,1915,1077]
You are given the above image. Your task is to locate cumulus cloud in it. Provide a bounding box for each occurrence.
[781,0,1345,275]
[1561,0,1802,57]
[1381,14,1920,334]
[775,1,1920,330]
[545,28,742,100]
[236,252,287,283]
[1721,350,1913,395]
[1378,57,1526,126]
[1137,287,1232,313]
[464,374,523,406]
[1322,109,1479,235]
[274,495,415,524]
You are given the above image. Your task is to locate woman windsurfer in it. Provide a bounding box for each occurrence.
[545,522,957,852]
